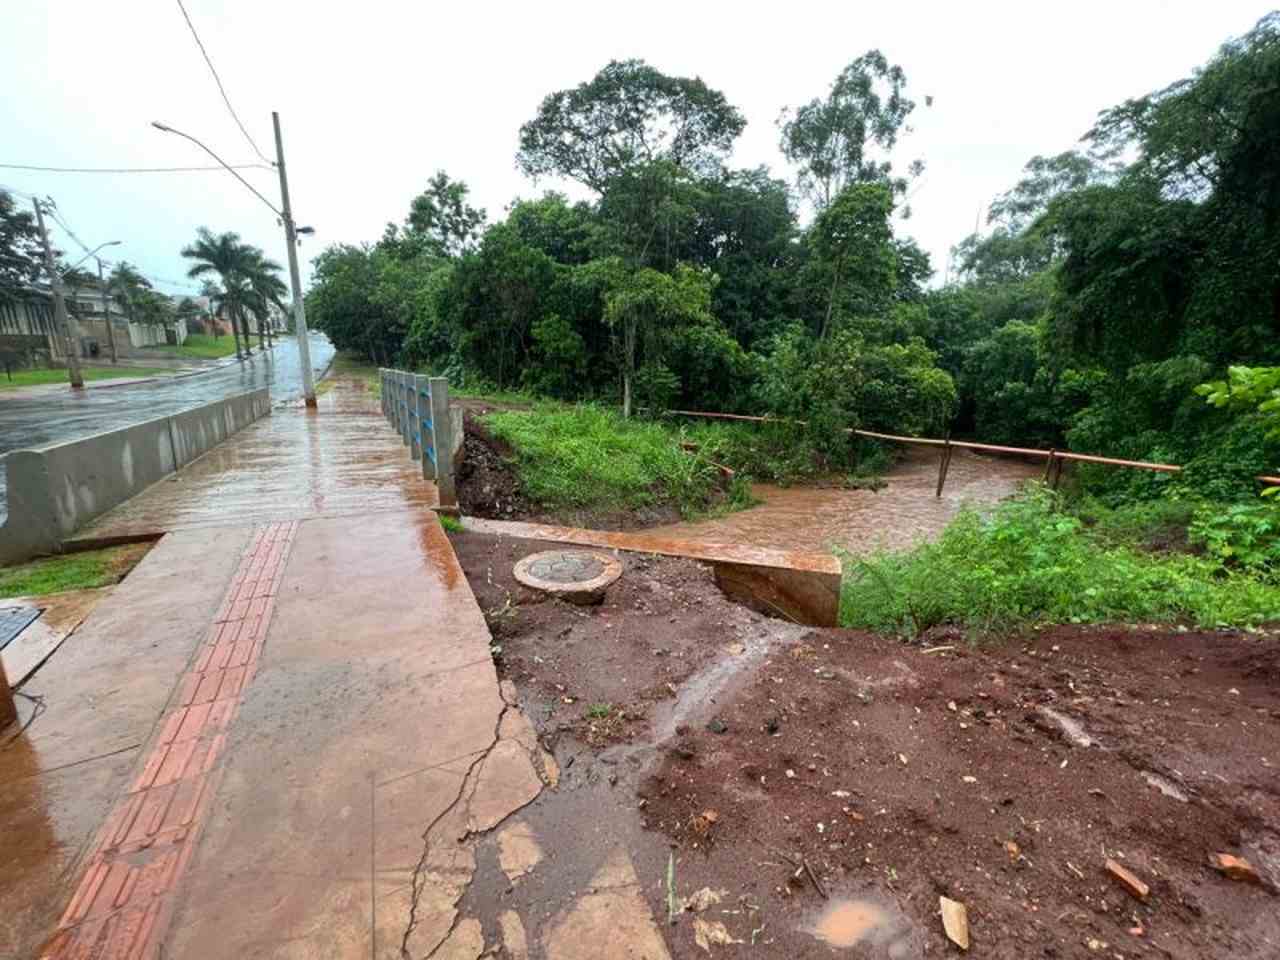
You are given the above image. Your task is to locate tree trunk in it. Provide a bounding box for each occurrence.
[623,317,636,418]
[822,265,842,340]
[258,317,265,350]
[240,313,253,355]
[230,308,243,359]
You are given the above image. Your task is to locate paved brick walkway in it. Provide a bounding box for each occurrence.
[41,522,298,959]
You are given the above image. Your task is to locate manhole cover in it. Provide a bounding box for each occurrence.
[513,550,622,604]
[0,604,42,652]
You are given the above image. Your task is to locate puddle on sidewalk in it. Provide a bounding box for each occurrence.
[807,897,918,957]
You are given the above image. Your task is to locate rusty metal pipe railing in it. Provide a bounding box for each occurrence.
[663,408,1279,494]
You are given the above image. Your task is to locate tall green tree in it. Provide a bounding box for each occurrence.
[0,190,42,304]
[383,171,487,259]
[108,262,151,327]
[517,59,746,193]
[807,182,897,338]
[603,264,715,417]
[779,51,920,210]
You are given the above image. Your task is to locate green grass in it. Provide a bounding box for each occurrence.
[484,403,756,519]
[327,352,380,394]
[147,333,242,359]
[452,384,536,406]
[437,513,464,533]
[0,545,145,598]
[0,366,173,390]
[840,487,1280,635]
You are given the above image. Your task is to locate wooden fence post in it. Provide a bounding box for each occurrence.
[936,435,954,499]
[429,376,456,508]
[1042,450,1056,485]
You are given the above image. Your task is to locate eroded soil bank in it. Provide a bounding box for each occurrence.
[455,413,1041,551]
[451,530,1279,959]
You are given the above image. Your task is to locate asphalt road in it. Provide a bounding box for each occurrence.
[0,334,335,522]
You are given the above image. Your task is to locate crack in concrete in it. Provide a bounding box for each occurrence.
[400,683,552,960]
[401,689,516,960]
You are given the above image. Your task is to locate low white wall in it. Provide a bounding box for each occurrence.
[0,388,270,564]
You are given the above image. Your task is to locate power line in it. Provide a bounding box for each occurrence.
[43,203,199,292]
[0,162,272,174]
[44,206,92,256]
[175,0,272,165]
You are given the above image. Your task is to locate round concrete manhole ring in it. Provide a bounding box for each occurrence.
[512,549,622,605]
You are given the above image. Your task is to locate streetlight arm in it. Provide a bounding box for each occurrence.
[151,121,284,219]
[60,241,122,278]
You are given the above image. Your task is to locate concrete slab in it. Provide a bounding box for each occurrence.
[1,588,106,688]
[461,517,842,626]
[161,512,512,959]
[72,380,437,541]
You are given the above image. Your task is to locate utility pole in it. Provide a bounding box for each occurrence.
[97,258,118,363]
[32,199,84,389]
[272,111,316,407]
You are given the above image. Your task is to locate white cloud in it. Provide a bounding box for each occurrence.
[1,0,1271,291]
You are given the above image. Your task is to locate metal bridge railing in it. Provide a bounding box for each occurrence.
[378,369,457,508]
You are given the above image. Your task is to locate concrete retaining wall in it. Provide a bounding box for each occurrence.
[0,388,270,564]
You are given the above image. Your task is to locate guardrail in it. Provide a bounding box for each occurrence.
[378,370,457,508]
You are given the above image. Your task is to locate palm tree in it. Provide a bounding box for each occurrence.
[241,248,288,349]
[109,261,152,330]
[181,229,288,359]
[181,228,255,359]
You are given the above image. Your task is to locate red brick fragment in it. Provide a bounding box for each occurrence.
[1105,859,1150,900]
[1210,852,1263,885]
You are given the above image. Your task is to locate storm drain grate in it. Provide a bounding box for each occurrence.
[0,604,42,652]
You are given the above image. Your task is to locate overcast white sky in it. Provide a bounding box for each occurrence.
[2,1,1274,296]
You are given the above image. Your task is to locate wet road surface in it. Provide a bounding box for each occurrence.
[0,334,334,522]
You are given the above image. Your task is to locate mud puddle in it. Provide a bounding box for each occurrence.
[807,896,919,956]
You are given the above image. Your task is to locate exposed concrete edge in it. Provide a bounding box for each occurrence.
[0,388,270,566]
[459,516,841,626]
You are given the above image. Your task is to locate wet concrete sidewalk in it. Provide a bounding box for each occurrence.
[0,376,614,959]
[73,374,435,540]
[648,445,1041,554]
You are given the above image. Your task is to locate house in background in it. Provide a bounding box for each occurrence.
[0,288,60,366]
[67,280,188,354]
[0,281,187,366]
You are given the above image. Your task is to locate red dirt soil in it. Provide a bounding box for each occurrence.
[641,625,1280,958]
[449,530,1279,958]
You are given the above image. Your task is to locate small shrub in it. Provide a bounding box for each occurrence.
[437,513,464,534]
[840,487,1280,634]
[1189,501,1280,573]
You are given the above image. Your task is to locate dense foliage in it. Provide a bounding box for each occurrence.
[841,489,1280,633]
[942,13,1280,500]
[307,15,1280,494]
[309,52,953,468]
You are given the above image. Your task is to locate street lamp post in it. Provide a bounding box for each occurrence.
[271,112,316,408]
[96,256,119,363]
[32,199,83,389]
[151,116,317,407]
